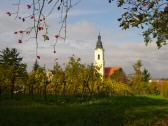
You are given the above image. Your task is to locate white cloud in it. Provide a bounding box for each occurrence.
[48,9,107,20]
[67,21,98,41]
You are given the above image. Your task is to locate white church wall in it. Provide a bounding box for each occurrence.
[94,48,105,77]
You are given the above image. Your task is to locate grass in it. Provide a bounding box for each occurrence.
[0,95,168,126]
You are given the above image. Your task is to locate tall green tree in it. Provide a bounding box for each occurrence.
[35,67,47,100]
[64,56,99,96]
[0,65,6,97]
[0,48,22,66]
[65,56,83,95]
[28,71,37,98]
[27,60,41,98]
[52,61,64,95]
[132,60,152,94]
[142,68,151,82]
[0,48,27,98]
[132,60,143,92]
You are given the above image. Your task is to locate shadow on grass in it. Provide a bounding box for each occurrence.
[0,96,168,126]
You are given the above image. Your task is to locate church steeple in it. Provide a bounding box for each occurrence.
[94,34,105,78]
[96,33,103,49]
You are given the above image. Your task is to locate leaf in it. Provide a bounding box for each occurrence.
[27,4,31,9]
[37,55,40,59]
[18,39,22,43]
[117,18,122,21]
[57,6,61,11]
[43,35,49,41]
[22,18,25,22]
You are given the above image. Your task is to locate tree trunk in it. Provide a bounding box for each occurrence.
[11,76,16,99]
[63,81,66,96]
[31,85,34,99]
[28,85,31,95]
[82,80,86,99]
[44,80,48,102]
[44,84,47,101]
[54,83,58,96]
[0,85,1,100]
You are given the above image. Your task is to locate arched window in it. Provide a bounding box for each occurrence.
[98,54,100,60]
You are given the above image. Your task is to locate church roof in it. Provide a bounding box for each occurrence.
[96,34,103,49]
[104,67,122,78]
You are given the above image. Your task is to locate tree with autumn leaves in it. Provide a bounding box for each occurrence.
[48,60,64,95]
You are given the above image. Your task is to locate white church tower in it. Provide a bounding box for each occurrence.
[94,34,105,77]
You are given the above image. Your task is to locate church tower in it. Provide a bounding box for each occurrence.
[94,34,105,77]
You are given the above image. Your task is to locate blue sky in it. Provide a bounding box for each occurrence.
[67,0,144,43]
[0,0,168,78]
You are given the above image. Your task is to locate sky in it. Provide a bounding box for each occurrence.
[0,0,168,79]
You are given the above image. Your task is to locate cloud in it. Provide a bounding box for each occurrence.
[48,9,107,20]
[67,21,98,40]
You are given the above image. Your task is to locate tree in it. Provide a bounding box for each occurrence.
[63,56,101,96]
[27,60,41,98]
[132,60,143,93]
[132,60,153,94]
[0,48,27,98]
[133,60,142,84]
[34,67,48,100]
[28,71,37,98]
[102,79,133,96]
[51,60,64,95]
[110,0,168,48]
[0,65,6,97]
[142,68,151,82]
[65,56,84,95]
[33,59,40,71]
[110,68,127,83]
[0,48,22,66]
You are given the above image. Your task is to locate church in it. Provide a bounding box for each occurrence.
[94,34,122,78]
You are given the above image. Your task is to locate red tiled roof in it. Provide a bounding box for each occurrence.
[104,67,121,78]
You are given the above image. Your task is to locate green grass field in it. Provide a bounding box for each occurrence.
[0,95,168,126]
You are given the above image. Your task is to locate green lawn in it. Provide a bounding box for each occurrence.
[0,95,168,126]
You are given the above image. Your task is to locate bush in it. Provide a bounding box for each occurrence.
[100,79,133,96]
[132,82,160,95]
